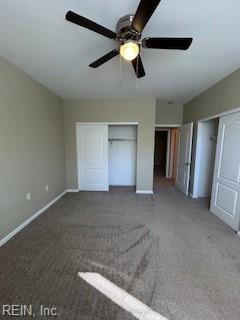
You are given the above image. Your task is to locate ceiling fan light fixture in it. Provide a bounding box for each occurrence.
[120,41,139,61]
[66,0,193,78]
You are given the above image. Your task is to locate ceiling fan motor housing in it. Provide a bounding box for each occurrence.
[116,15,141,42]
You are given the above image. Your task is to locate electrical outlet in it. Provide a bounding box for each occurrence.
[45,185,49,192]
[26,193,31,200]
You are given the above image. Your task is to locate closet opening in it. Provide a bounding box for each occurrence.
[192,117,219,202]
[76,123,137,192]
[108,125,137,190]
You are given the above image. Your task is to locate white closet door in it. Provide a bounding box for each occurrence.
[210,112,240,230]
[175,123,193,195]
[77,125,109,191]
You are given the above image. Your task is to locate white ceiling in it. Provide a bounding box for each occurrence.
[0,0,240,103]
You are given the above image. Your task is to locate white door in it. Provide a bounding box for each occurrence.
[175,123,193,195]
[77,124,109,191]
[210,112,240,230]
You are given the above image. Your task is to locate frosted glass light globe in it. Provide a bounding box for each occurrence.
[120,41,139,61]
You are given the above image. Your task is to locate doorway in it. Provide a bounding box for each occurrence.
[192,118,219,200]
[154,130,168,177]
[154,127,179,188]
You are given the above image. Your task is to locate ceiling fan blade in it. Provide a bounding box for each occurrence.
[89,49,119,68]
[142,37,193,50]
[66,11,117,39]
[132,55,146,78]
[132,0,161,34]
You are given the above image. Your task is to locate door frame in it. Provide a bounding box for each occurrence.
[197,106,240,122]
[191,106,240,199]
[76,122,138,191]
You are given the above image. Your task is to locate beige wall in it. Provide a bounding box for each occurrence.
[183,68,240,123]
[183,67,240,195]
[0,57,66,240]
[156,100,183,125]
[64,98,156,191]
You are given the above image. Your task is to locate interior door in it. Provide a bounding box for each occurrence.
[175,123,193,195]
[210,112,240,230]
[77,124,109,191]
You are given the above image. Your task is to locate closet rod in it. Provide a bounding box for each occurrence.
[108,138,136,141]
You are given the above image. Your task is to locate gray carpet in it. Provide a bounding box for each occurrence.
[0,186,240,320]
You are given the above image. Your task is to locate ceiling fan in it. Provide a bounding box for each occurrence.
[66,0,193,78]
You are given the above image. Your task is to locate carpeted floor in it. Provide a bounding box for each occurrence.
[154,176,175,188]
[0,186,240,320]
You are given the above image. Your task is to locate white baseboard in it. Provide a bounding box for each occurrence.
[66,189,79,193]
[0,190,66,247]
[136,190,154,195]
